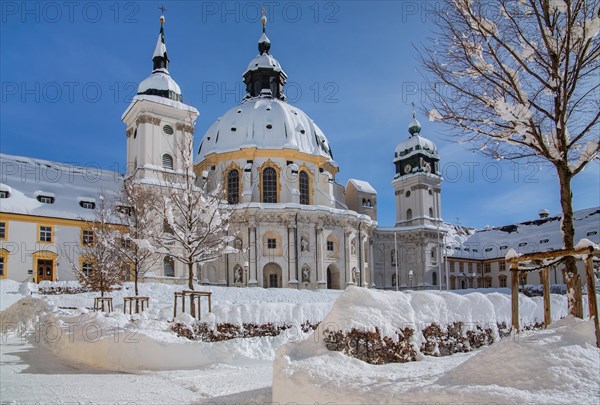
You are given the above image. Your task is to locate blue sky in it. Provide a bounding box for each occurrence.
[1,1,598,229]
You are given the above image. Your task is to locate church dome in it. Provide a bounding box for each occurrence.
[197,97,334,161]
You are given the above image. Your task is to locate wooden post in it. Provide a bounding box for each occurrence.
[173,293,178,319]
[574,274,584,319]
[511,262,519,333]
[541,267,551,328]
[584,256,600,348]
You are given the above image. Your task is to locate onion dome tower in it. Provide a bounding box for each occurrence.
[136,15,183,102]
[122,15,198,181]
[392,107,442,227]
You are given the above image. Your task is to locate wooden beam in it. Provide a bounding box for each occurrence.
[541,267,551,328]
[508,246,597,264]
[584,256,600,348]
[511,263,520,333]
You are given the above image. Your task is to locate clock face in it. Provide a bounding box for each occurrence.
[404,164,412,174]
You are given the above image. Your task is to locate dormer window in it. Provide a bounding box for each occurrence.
[37,195,54,204]
[540,238,549,244]
[518,242,527,247]
[80,201,95,210]
[117,205,133,216]
[0,191,8,199]
[587,231,597,237]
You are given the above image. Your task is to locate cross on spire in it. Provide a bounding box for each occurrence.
[158,4,167,14]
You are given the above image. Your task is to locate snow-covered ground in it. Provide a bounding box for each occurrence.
[1,279,598,404]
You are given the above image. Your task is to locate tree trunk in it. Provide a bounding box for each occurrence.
[557,166,583,318]
[188,261,195,317]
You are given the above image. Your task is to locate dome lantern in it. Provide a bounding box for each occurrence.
[242,9,287,100]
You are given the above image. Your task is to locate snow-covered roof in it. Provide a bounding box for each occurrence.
[197,97,334,161]
[0,153,123,222]
[121,94,198,121]
[137,72,181,96]
[244,52,286,76]
[394,134,438,159]
[449,207,600,260]
[347,179,376,194]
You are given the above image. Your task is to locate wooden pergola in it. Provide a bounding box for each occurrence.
[507,246,599,348]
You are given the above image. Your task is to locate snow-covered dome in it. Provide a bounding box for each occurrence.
[395,134,438,157]
[138,72,182,98]
[197,97,334,161]
[244,53,285,75]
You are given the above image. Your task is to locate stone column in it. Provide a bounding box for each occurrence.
[248,223,258,287]
[316,225,325,289]
[344,228,353,286]
[369,237,376,288]
[288,222,298,287]
[359,233,367,287]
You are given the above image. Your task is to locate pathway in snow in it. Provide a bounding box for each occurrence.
[1,336,272,404]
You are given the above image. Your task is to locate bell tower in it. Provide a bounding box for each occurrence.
[392,110,442,227]
[122,15,199,182]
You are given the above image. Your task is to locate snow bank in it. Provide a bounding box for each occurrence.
[273,288,600,404]
[0,281,340,372]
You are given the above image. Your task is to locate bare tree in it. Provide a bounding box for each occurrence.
[420,0,599,316]
[114,179,160,304]
[70,195,128,297]
[153,134,236,316]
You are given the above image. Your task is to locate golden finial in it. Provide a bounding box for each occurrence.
[158,4,167,23]
[261,7,267,27]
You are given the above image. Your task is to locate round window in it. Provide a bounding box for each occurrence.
[163,125,174,135]
[405,191,411,198]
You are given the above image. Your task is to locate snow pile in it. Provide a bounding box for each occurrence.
[0,279,36,311]
[273,288,600,404]
[432,316,599,402]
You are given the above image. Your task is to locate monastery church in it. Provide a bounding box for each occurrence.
[1,16,596,290]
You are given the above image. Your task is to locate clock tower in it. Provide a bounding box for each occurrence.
[392,112,442,227]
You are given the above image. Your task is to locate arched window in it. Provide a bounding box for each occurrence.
[227,169,240,204]
[299,170,310,205]
[162,154,173,170]
[406,209,413,220]
[432,271,437,286]
[262,167,278,203]
[163,257,174,277]
[429,207,434,217]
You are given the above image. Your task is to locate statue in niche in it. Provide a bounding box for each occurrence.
[234,266,243,284]
[301,236,310,252]
[351,239,357,256]
[392,273,397,287]
[352,268,359,284]
[302,265,311,283]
